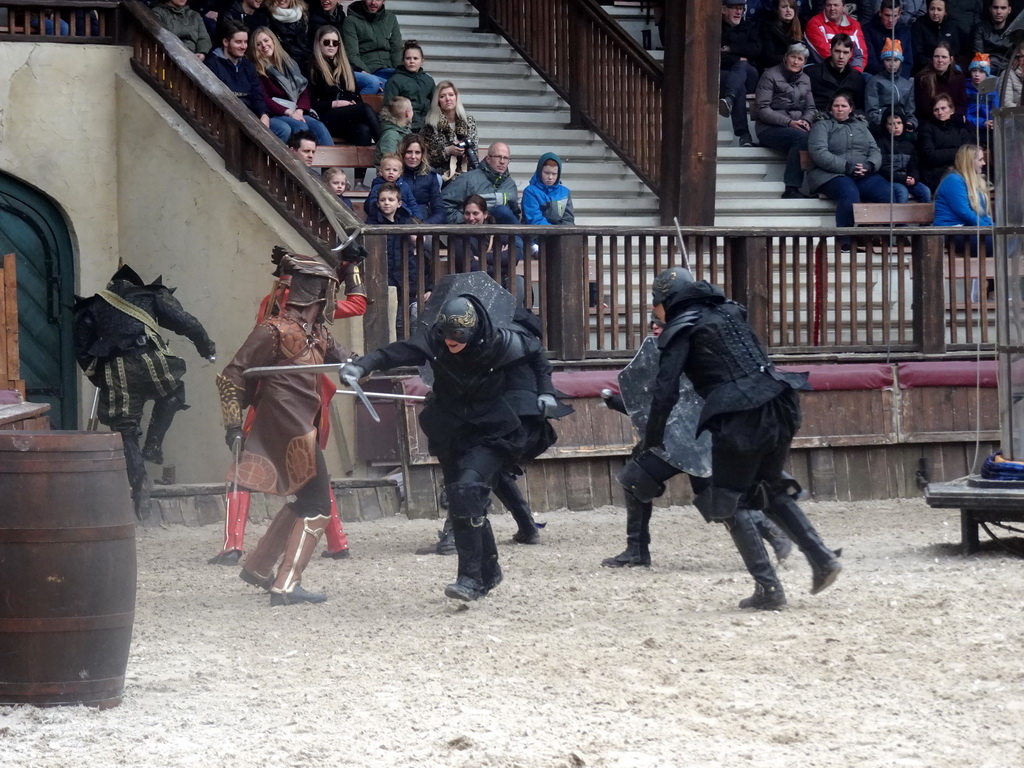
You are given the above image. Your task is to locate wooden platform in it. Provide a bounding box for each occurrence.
[925,477,1024,554]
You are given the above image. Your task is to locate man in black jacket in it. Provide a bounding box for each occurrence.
[807,33,867,109]
[719,0,762,147]
[972,0,1016,74]
[603,268,842,610]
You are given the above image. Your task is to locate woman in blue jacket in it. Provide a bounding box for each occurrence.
[521,152,575,226]
[933,143,993,258]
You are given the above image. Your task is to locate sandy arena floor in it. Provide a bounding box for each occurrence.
[2,498,1023,768]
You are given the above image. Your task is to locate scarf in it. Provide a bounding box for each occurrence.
[267,58,308,105]
[271,6,302,23]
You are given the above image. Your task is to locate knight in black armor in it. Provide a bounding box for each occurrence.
[341,291,559,601]
[604,267,842,610]
[73,265,216,520]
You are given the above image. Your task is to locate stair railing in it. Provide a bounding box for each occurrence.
[472,0,663,194]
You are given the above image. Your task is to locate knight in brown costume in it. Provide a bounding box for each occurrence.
[216,248,351,607]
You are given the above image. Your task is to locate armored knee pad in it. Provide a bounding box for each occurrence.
[616,451,672,503]
[444,481,492,520]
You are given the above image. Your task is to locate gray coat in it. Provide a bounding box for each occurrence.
[752,65,815,137]
[804,113,882,194]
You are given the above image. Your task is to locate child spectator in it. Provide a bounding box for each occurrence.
[965,53,1000,146]
[866,39,917,133]
[322,167,354,211]
[382,41,435,131]
[522,153,575,225]
[365,153,414,220]
[877,107,932,203]
[376,96,414,163]
[365,182,422,332]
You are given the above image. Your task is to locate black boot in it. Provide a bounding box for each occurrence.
[142,392,186,465]
[447,519,485,601]
[601,495,652,567]
[117,423,151,521]
[479,519,502,594]
[767,495,842,594]
[436,515,456,555]
[727,509,786,610]
[752,509,793,562]
[493,471,539,544]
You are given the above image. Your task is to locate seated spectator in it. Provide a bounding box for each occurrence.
[343,0,403,95]
[249,27,333,147]
[805,0,867,71]
[866,39,917,131]
[323,167,355,212]
[287,131,320,180]
[219,0,270,35]
[388,134,444,225]
[934,144,994,259]
[755,0,804,73]
[965,53,1000,145]
[365,153,414,220]
[151,0,212,59]
[376,96,414,163]
[914,40,967,118]
[206,19,272,130]
[421,81,479,183]
[877,107,932,202]
[719,0,762,147]
[807,33,867,110]
[804,90,890,237]
[911,0,961,74]
[382,41,435,131]
[265,0,311,64]
[917,93,971,188]
[752,42,816,198]
[863,0,914,75]
[522,153,575,226]
[945,0,984,51]
[442,142,521,224]
[450,195,527,298]
[308,0,345,39]
[998,46,1023,106]
[972,0,1015,75]
[305,25,380,147]
[857,0,928,25]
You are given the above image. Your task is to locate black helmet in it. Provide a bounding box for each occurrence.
[435,295,480,344]
[651,267,695,310]
[271,247,339,324]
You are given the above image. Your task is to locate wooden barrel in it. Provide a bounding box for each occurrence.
[0,431,137,708]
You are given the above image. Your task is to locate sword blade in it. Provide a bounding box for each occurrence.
[348,377,381,422]
[333,389,427,403]
[241,363,342,379]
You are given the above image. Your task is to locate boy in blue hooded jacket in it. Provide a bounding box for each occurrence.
[522,153,576,225]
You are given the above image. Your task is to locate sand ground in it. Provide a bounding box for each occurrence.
[2,498,1023,768]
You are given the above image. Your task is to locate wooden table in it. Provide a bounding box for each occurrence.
[925,476,1024,554]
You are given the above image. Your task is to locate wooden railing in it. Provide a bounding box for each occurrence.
[472,0,662,193]
[361,225,998,362]
[0,0,121,41]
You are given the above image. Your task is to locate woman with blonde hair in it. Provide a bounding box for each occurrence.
[249,26,333,146]
[305,25,379,146]
[933,143,993,258]
[421,81,479,182]
[265,0,310,63]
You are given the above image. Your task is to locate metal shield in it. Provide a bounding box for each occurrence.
[416,272,516,335]
[617,336,712,477]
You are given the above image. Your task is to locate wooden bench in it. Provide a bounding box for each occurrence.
[853,202,934,226]
[312,145,377,217]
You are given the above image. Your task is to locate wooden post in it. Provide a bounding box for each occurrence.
[474,0,493,33]
[1,254,24,396]
[567,7,587,129]
[223,123,245,181]
[914,234,947,354]
[728,236,770,343]
[361,235,390,352]
[659,0,719,225]
[545,234,587,361]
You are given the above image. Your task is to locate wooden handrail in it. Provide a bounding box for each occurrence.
[0,0,122,42]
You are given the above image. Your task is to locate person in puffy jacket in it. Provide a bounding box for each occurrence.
[521,153,575,226]
[917,92,971,189]
[382,41,435,131]
[804,90,890,233]
[442,142,520,224]
[342,0,403,94]
[753,42,816,198]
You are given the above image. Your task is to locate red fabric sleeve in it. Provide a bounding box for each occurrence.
[334,293,367,319]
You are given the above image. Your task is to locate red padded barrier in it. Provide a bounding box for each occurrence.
[778,363,893,391]
[897,361,998,388]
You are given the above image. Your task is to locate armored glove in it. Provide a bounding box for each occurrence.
[225,426,243,451]
[537,394,558,417]
[340,362,365,388]
[196,338,217,361]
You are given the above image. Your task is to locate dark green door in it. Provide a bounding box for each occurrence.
[0,174,76,428]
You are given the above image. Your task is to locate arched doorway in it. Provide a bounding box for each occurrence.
[0,174,76,428]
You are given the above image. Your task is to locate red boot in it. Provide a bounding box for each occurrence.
[209,490,251,565]
[321,486,350,559]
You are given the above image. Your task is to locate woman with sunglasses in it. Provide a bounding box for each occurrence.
[305,26,380,146]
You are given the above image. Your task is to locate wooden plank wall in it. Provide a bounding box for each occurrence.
[1,253,25,397]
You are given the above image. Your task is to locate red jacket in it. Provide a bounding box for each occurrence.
[805,12,867,72]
